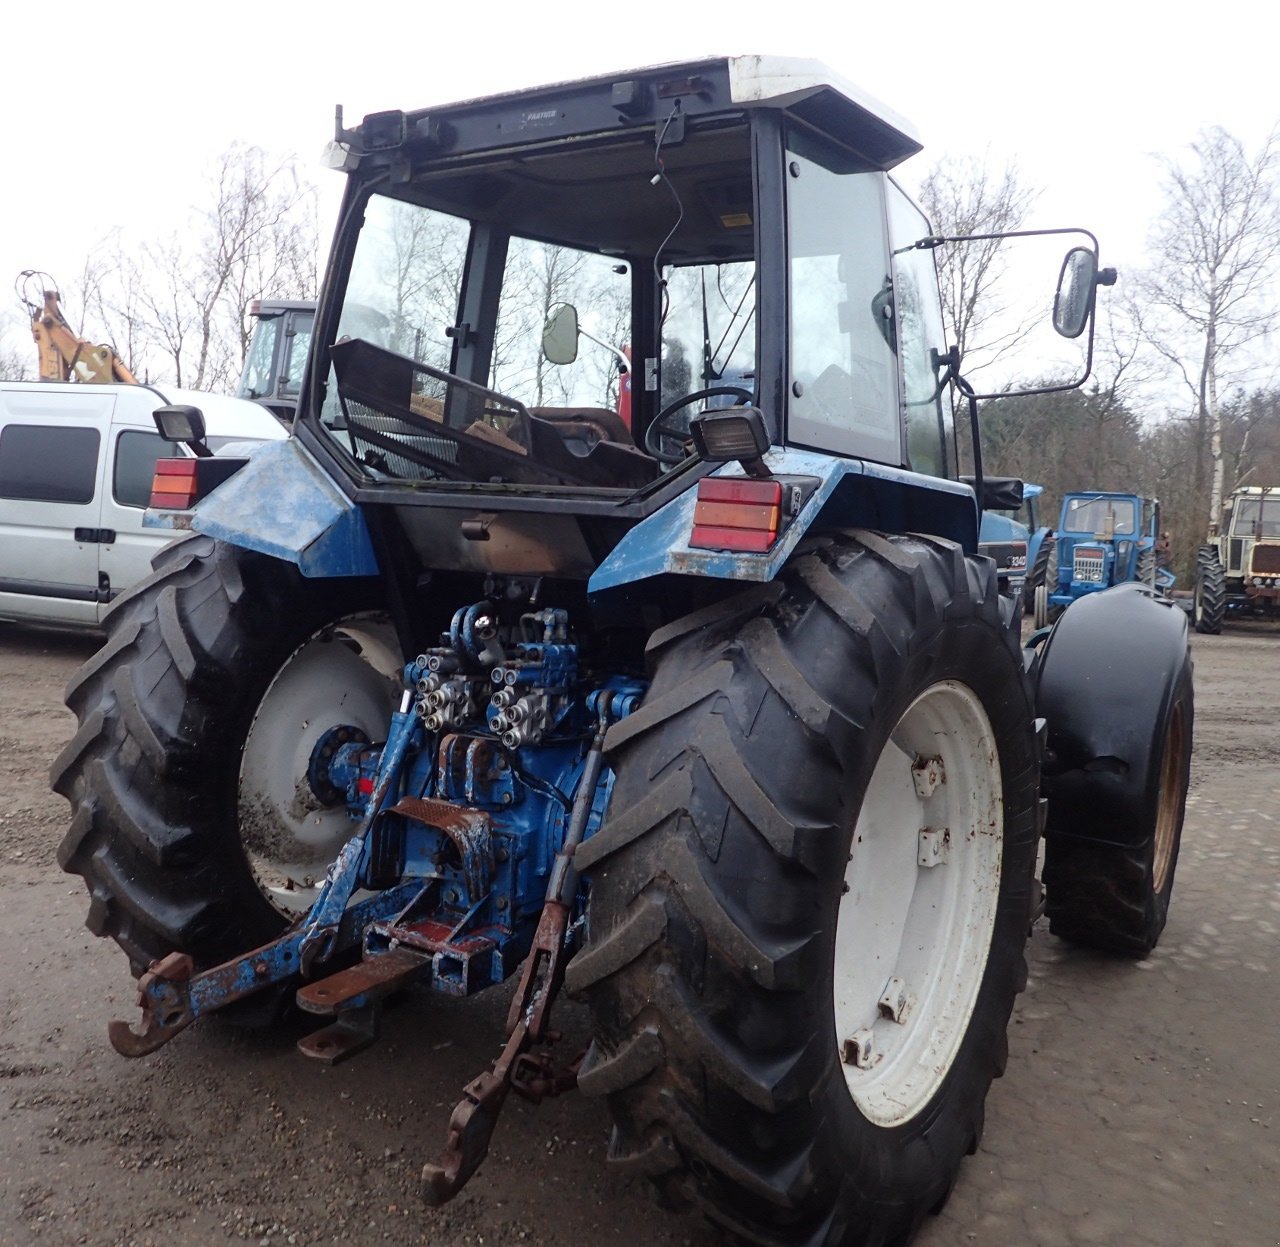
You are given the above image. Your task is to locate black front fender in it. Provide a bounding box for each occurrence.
[1033,584,1192,848]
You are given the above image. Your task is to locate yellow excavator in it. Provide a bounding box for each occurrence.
[15,269,138,383]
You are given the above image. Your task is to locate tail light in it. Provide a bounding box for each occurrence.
[149,459,200,509]
[149,456,248,510]
[690,477,783,552]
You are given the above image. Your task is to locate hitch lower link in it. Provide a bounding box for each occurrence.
[420,696,615,1204]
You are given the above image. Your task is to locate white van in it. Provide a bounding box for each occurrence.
[0,381,287,629]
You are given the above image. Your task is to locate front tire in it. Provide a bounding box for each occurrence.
[1193,546,1225,634]
[51,536,399,980]
[1037,586,1194,955]
[569,532,1039,1247]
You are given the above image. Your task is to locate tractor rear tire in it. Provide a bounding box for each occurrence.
[1037,585,1193,955]
[1193,547,1225,634]
[51,535,397,999]
[571,532,1039,1247]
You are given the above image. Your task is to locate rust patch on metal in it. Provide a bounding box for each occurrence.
[391,797,493,900]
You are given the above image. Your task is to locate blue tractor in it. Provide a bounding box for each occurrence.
[52,58,1193,1247]
[1035,490,1172,626]
[978,480,1053,611]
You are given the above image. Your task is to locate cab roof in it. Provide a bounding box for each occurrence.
[334,54,922,174]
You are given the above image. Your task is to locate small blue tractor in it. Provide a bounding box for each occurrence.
[1034,489,1172,627]
[51,57,1193,1247]
[977,480,1053,611]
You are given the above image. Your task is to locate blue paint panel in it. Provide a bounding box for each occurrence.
[191,439,379,578]
[588,449,978,594]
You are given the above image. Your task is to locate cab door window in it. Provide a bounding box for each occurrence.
[786,141,899,464]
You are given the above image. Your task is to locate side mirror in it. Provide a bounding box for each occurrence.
[1052,247,1099,339]
[153,404,212,457]
[542,303,579,365]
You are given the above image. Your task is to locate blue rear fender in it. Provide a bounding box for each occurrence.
[189,439,379,578]
[589,448,979,595]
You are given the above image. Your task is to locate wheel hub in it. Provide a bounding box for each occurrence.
[832,680,1004,1127]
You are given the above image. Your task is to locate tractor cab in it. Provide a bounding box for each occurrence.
[304,59,950,494]
[251,55,1105,596]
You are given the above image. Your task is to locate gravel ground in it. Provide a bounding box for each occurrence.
[0,618,1275,1247]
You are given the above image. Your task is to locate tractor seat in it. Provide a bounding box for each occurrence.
[528,407,634,449]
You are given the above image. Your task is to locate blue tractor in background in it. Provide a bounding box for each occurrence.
[50,57,1194,1247]
[978,480,1053,612]
[1034,490,1172,627]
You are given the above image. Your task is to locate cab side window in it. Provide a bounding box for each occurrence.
[887,182,953,477]
[114,431,182,509]
[0,424,100,503]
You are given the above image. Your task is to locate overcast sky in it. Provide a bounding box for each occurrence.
[4,0,1278,383]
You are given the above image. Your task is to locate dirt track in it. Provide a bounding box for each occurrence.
[1,620,1276,1247]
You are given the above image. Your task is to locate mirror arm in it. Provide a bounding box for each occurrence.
[578,326,630,374]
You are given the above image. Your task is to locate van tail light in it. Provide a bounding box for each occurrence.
[149,459,200,509]
[690,477,783,552]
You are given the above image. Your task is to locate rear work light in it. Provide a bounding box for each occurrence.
[690,477,783,552]
[149,458,200,510]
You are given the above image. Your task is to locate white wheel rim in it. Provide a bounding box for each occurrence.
[832,680,1003,1127]
[239,615,401,915]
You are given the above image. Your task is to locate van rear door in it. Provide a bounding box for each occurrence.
[0,387,113,626]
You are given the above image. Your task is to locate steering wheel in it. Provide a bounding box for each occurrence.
[643,386,754,465]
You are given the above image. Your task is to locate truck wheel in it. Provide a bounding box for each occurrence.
[1193,546,1225,634]
[570,532,1039,1247]
[1036,585,1193,955]
[51,535,399,986]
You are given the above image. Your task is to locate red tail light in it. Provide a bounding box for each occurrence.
[690,477,783,552]
[149,458,200,509]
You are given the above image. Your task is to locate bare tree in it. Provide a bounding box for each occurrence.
[917,156,1039,376]
[1133,125,1280,533]
[123,145,320,390]
[0,309,32,380]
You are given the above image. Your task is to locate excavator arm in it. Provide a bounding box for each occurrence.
[16,270,138,384]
